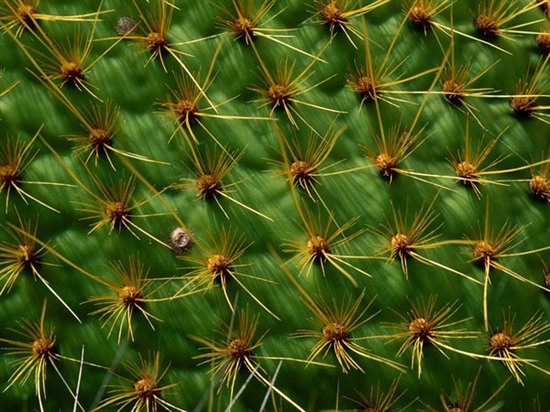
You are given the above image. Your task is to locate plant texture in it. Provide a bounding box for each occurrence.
[1,0,550,410]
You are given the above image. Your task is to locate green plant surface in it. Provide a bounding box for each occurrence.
[1,0,550,410]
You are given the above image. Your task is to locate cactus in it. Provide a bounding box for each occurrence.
[1,0,550,410]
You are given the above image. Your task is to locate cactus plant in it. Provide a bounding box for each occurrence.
[1,0,550,410]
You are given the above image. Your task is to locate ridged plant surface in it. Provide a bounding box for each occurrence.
[1,0,550,410]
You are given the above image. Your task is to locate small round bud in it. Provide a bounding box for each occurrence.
[170,227,193,254]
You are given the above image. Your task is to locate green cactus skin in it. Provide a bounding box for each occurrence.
[1,0,550,410]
